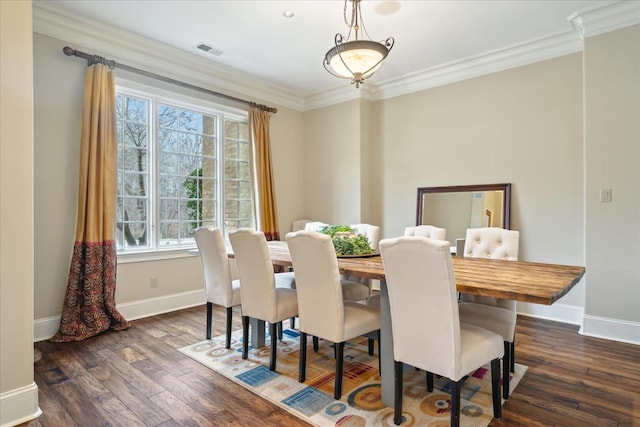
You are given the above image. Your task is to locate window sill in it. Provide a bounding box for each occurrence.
[117,247,198,264]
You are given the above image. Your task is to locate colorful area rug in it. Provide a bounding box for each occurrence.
[179,324,526,426]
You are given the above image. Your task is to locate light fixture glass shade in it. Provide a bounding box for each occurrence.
[325,40,388,79]
[324,0,394,88]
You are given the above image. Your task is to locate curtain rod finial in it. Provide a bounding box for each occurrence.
[63,46,76,56]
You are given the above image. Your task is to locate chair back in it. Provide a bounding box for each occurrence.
[462,227,519,260]
[228,229,277,320]
[194,227,234,307]
[351,223,381,250]
[379,236,461,379]
[404,225,447,240]
[291,218,313,232]
[461,227,519,307]
[304,221,329,232]
[286,231,344,340]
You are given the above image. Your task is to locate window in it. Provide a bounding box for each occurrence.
[115,85,253,253]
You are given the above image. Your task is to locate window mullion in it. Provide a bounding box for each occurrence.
[218,113,226,237]
[150,96,158,250]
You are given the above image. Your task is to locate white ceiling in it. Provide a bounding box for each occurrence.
[36,0,614,98]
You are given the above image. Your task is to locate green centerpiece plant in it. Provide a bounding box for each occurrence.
[317,225,375,256]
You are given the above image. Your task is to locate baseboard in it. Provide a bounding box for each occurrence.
[117,289,205,321]
[516,301,584,325]
[34,289,205,342]
[0,382,41,427]
[581,314,640,345]
[34,315,64,342]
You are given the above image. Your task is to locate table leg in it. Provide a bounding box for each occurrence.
[250,318,265,348]
[380,280,394,407]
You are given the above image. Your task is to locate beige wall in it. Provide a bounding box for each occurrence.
[270,106,305,234]
[584,25,640,325]
[303,99,362,224]
[1,1,40,424]
[308,54,586,312]
[33,34,305,323]
[304,26,640,339]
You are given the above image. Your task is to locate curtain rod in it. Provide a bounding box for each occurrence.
[62,46,277,114]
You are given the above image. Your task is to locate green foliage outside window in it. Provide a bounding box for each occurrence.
[183,168,202,230]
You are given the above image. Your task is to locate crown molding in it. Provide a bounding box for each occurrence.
[306,1,639,107]
[33,1,638,112]
[568,0,640,39]
[302,82,377,111]
[371,30,584,101]
[32,2,305,112]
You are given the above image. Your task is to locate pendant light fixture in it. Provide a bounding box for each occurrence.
[323,0,395,88]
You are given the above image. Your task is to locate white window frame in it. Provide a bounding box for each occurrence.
[115,79,253,261]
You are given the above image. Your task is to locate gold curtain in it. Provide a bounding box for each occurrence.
[51,64,129,342]
[248,108,280,241]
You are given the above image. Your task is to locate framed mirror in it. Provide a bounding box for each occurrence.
[416,183,511,251]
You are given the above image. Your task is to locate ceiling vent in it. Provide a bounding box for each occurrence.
[194,43,224,56]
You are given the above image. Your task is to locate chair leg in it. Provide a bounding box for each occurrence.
[503,341,510,399]
[393,361,403,425]
[491,357,502,419]
[242,315,249,359]
[510,340,515,372]
[277,321,283,340]
[269,322,278,371]
[290,317,296,329]
[313,336,319,352]
[450,380,461,427]
[426,371,434,392]
[206,302,213,340]
[334,342,345,399]
[299,332,307,382]
[225,307,232,349]
[368,338,374,356]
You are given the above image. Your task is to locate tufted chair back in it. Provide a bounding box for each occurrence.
[461,227,519,308]
[463,227,519,260]
[303,221,329,232]
[404,225,447,240]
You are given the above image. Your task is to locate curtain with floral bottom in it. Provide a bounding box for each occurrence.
[51,63,129,342]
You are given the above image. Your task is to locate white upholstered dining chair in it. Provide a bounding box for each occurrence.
[343,223,381,301]
[194,227,241,348]
[350,223,381,250]
[403,224,447,240]
[286,230,380,399]
[228,229,299,372]
[303,221,329,232]
[291,218,313,232]
[458,227,520,399]
[379,236,503,426]
[302,221,371,302]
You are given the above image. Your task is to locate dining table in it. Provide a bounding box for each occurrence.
[226,240,586,406]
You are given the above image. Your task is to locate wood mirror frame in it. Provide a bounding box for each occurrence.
[416,183,511,233]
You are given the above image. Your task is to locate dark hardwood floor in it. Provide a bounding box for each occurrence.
[24,305,640,426]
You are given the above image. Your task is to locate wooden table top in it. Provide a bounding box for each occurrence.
[230,241,585,306]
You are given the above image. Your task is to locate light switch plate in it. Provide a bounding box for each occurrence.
[600,188,612,202]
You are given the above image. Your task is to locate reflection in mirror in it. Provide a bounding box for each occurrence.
[416,184,511,252]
